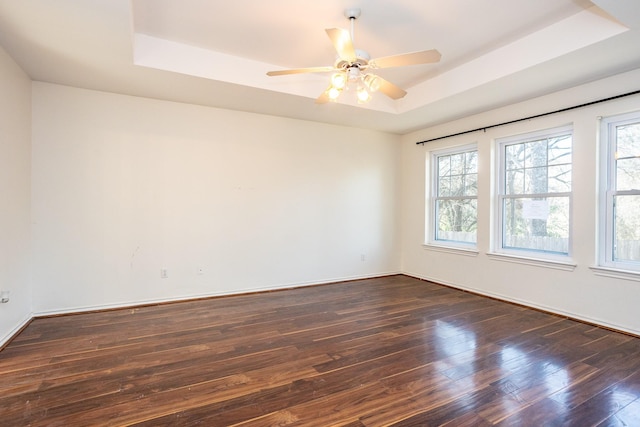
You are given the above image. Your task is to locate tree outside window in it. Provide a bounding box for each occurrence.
[497,127,572,256]
[432,145,478,246]
[601,113,640,269]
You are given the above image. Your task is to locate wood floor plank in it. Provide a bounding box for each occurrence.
[1,274,639,426]
[598,398,640,426]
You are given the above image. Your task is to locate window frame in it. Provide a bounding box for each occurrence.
[494,125,574,260]
[598,111,640,273]
[427,143,479,250]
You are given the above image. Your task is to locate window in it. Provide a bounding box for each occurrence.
[496,126,572,257]
[430,145,478,247]
[600,112,640,271]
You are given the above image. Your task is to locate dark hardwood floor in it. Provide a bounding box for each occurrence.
[2,275,640,426]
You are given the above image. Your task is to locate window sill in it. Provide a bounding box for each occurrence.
[589,266,640,282]
[486,252,576,271]
[423,244,479,257]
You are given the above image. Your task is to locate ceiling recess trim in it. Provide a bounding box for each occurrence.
[133,6,627,115]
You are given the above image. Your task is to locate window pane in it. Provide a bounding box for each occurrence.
[526,140,548,167]
[599,115,640,269]
[548,164,572,193]
[614,195,640,262]
[465,151,478,173]
[525,166,549,194]
[437,150,480,197]
[436,199,477,243]
[616,158,640,191]
[506,169,525,195]
[432,147,478,248]
[438,176,450,197]
[504,135,572,195]
[616,122,640,192]
[465,173,478,196]
[503,196,569,254]
[548,136,572,166]
[450,153,464,175]
[438,156,450,177]
[616,123,640,159]
[450,175,464,196]
[506,144,524,170]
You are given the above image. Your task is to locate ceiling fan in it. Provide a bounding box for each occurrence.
[266,8,441,104]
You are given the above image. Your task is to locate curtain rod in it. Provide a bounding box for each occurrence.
[416,89,640,145]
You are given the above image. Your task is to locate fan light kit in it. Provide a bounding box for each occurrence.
[267,8,441,104]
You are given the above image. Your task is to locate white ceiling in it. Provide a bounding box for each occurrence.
[1,0,639,134]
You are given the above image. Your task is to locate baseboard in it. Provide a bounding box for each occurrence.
[32,271,402,318]
[0,313,33,350]
[5,272,401,346]
[17,269,636,344]
[405,271,640,337]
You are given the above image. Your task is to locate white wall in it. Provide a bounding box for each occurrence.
[401,68,640,335]
[0,46,32,346]
[9,60,640,341]
[31,83,401,314]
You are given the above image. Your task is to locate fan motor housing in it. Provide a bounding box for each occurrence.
[335,48,370,70]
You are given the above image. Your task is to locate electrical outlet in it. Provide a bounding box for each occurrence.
[0,290,10,303]
[160,269,168,279]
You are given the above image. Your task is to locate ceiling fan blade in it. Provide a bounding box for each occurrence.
[315,91,330,104]
[370,49,441,69]
[267,66,335,76]
[375,76,407,100]
[326,28,356,63]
